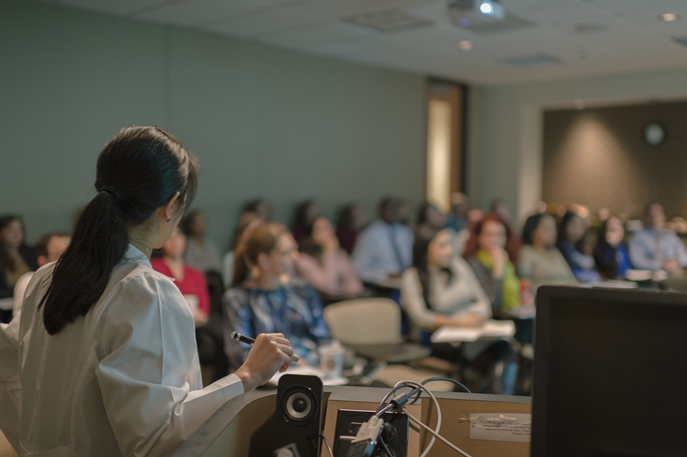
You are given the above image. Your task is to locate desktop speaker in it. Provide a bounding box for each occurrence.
[273,374,325,457]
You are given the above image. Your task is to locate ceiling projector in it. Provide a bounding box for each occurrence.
[447,0,506,26]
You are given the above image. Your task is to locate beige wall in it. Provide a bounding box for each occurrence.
[542,101,687,219]
[468,67,687,227]
[0,0,426,248]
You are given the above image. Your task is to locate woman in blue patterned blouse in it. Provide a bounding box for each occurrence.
[223,222,331,370]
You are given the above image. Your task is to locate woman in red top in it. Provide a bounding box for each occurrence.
[152,227,210,325]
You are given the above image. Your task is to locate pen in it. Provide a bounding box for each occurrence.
[231,331,300,363]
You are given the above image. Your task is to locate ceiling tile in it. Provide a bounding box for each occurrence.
[137,0,264,26]
[206,8,325,37]
[57,0,175,16]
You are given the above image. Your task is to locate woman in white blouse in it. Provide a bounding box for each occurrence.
[401,228,518,395]
[0,126,293,456]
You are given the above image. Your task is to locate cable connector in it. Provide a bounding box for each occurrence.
[346,416,384,457]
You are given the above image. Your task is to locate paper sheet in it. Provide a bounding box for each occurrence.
[430,320,515,343]
[470,413,531,442]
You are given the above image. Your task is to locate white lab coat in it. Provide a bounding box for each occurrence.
[0,245,243,456]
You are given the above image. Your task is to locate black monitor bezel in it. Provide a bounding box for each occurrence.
[531,285,687,456]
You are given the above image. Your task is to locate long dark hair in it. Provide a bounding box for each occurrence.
[593,216,623,279]
[299,216,330,263]
[232,222,289,287]
[0,215,23,271]
[39,126,199,335]
[522,213,547,246]
[336,204,360,232]
[557,211,585,252]
[411,228,454,308]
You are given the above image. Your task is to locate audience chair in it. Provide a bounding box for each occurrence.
[324,298,454,391]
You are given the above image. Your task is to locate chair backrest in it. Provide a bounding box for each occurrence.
[323,298,403,345]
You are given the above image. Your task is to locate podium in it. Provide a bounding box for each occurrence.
[172,386,531,457]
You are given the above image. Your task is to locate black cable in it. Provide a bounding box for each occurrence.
[421,376,471,394]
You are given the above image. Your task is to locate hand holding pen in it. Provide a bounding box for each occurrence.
[232,332,297,391]
[232,331,301,362]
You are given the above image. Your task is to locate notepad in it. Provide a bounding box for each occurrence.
[430,320,516,343]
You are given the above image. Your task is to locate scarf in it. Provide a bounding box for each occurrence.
[477,248,520,312]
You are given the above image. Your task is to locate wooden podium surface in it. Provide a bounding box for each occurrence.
[173,386,532,457]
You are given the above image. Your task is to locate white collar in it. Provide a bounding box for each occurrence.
[122,244,152,268]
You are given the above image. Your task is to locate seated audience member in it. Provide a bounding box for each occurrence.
[242,198,272,221]
[593,215,632,280]
[13,232,71,317]
[296,216,363,299]
[464,215,521,317]
[0,215,38,323]
[181,209,223,273]
[416,202,447,238]
[353,198,414,285]
[291,199,321,245]
[336,203,367,255]
[445,192,469,232]
[490,199,512,225]
[151,227,210,326]
[396,199,412,228]
[224,222,330,369]
[401,228,517,394]
[490,199,520,253]
[222,212,263,287]
[629,203,687,276]
[518,213,577,292]
[464,215,532,346]
[557,211,602,283]
[466,207,485,231]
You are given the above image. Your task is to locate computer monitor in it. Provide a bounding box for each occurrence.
[531,286,687,457]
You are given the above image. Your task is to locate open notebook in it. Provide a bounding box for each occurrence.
[430,320,515,343]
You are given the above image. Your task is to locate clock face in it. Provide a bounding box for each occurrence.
[644,123,666,146]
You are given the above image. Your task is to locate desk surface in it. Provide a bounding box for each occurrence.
[174,385,531,457]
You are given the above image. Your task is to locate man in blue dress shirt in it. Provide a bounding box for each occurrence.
[353,197,414,285]
[629,203,687,277]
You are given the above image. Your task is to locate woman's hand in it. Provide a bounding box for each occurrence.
[456,314,487,328]
[489,246,508,279]
[234,333,294,391]
[435,313,487,329]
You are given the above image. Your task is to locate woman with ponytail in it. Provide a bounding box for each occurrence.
[0,126,294,456]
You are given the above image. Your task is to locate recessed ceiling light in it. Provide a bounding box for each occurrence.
[459,40,473,50]
[659,13,681,22]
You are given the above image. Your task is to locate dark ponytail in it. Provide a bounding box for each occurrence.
[40,126,198,335]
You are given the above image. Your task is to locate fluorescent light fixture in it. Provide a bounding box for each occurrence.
[342,8,433,33]
[659,13,681,22]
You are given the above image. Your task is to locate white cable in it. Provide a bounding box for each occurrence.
[390,380,439,457]
[404,408,472,457]
[378,379,473,457]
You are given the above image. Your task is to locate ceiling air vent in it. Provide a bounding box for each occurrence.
[673,36,687,47]
[341,8,433,33]
[500,53,561,67]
